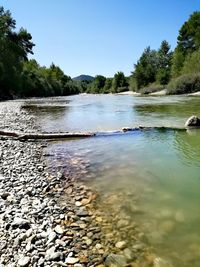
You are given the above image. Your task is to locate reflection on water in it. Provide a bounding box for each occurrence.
[46,129,200,267]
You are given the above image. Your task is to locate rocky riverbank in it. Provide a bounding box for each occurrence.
[0,101,105,266]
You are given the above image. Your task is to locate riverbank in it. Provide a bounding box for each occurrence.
[0,102,106,267]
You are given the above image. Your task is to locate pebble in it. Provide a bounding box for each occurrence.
[18,256,30,266]
[115,241,126,249]
[65,257,80,264]
[55,225,64,234]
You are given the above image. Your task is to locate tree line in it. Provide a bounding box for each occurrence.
[131,11,200,94]
[0,6,200,99]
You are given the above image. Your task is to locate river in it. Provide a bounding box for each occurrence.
[22,94,200,266]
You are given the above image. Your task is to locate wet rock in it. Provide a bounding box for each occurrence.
[123,248,135,261]
[153,257,174,267]
[160,220,175,233]
[105,254,127,267]
[115,241,126,249]
[185,115,200,127]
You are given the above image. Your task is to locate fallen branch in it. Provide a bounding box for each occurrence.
[18,132,95,140]
[0,126,190,141]
[0,130,95,140]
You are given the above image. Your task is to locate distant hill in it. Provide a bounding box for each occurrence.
[73,75,94,81]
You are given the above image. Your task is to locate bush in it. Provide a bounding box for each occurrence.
[140,83,164,94]
[167,73,200,94]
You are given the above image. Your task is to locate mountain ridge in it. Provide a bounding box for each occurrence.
[72,74,94,81]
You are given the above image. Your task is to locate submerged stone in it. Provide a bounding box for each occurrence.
[153,257,174,267]
[105,253,127,267]
[185,115,200,127]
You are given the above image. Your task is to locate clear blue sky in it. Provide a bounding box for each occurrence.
[1,0,199,78]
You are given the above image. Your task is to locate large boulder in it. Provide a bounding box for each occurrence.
[185,115,200,127]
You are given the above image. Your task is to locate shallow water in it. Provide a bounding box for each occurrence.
[21,94,200,131]
[22,94,200,266]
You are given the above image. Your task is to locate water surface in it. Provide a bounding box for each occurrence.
[22,94,200,131]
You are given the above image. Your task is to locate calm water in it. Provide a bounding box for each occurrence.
[23,94,200,131]
[23,94,200,266]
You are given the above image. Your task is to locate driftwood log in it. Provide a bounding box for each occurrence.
[0,130,95,140]
[0,126,188,141]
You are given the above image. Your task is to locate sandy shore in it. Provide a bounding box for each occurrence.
[188,91,200,96]
[117,91,141,96]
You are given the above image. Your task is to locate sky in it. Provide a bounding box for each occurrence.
[1,0,200,78]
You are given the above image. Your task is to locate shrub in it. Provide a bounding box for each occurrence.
[140,83,164,94]
[167,73,200,94]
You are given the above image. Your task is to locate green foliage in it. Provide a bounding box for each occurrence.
[88,75,106,93]
[181,49,200,75]
[177,12,200,55]
[133,46,159,89]
[0,6,82,99]
[111,72,128,93]
[171,48,185,78]
[0,6,34,98]
[171,12,200,78]
[167,73,200,94]
[156,40,172,85]
[129,76,137,91]
[103,78,112,93]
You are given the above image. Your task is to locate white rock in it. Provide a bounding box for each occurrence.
[54,225,64,234]
[18,256,30,266]
[47,231,57,243]
[65,257,79,264]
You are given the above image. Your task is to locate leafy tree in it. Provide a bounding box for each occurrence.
[112,72,127,92]
[89,75,106,93]
[181,48,200,74]
[171,47,185,78]
[133,46,158,89]
[0,6,34,98]
[103,78,112,93]
[171,12,200,78]
[156,40,172,84]
[177,12,200,54]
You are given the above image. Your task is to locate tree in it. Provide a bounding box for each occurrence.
[181,48,200,75]
[89,75,106,93]
[171,11,200,78]
[177,12,200,54]
[156,40,172,84]
[103,78,112,93]
[0,6,34,98]
[112,72,127,92]
[133,46,158,89]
